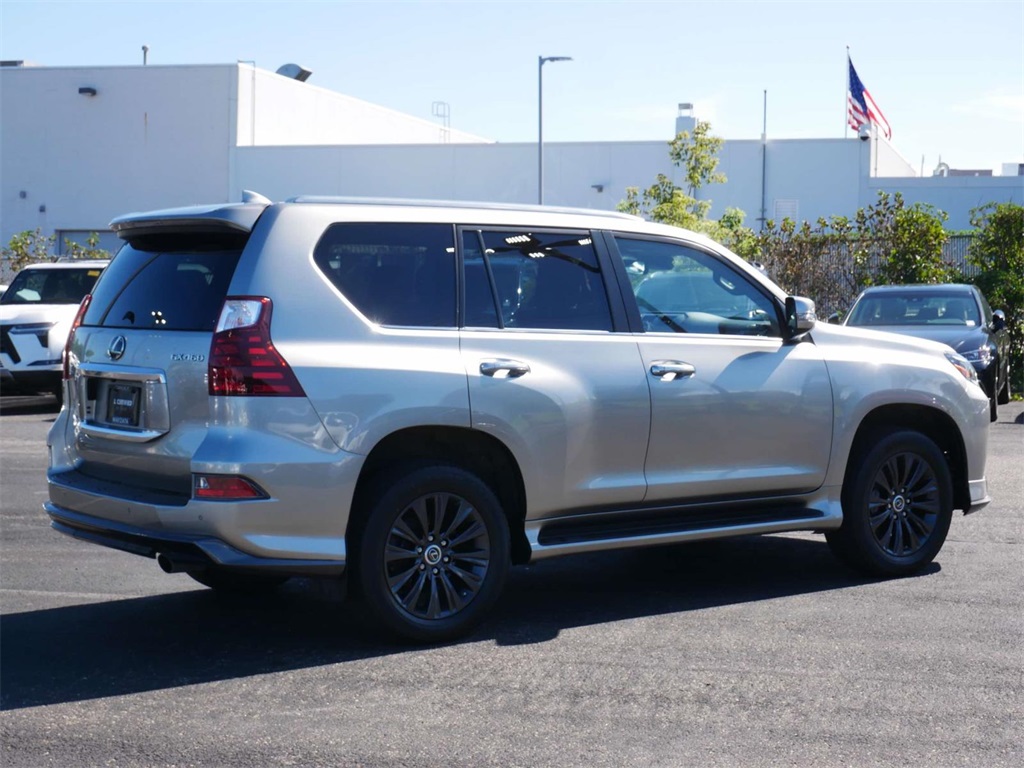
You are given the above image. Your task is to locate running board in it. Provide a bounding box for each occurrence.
[527,503,831,560]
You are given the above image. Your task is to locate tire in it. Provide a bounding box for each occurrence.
[997,365,1010,405]
[353,465,510,643]
[187,569,289,594]
[827,429,953,577]
[989,393,998,422]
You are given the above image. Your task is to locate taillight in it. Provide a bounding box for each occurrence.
[63,294,92,380]
[208,297,305,396]
[194,474,267,500]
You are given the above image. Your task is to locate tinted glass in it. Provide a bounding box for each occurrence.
[469,230,612,332]
[83,246,242,331]
[847,291,982,327]
[314,223,456,327]
[0,266,103,305]
[462,231,501,328]
[616,237,780,336]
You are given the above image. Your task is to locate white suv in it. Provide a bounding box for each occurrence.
[1,260,106,400]
[45,197,991,641]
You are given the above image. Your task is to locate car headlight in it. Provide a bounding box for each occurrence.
[945,351,980,385]
[960,345,993,366]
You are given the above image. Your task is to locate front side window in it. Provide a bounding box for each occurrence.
[1,266,103,306]
[462,229,612,332]
[616,237,780,337]
[314,223,456,328]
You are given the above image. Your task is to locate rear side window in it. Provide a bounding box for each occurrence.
[313,223,456,327]
[0,266,103,305]
[462,229,612,331]
[83,245,242,331]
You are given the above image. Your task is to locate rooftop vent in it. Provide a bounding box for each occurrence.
[275,63,312,82]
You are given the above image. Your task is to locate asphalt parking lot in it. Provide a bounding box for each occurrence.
[1,393,1021,768]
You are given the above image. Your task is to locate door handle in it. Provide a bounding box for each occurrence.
[480,359,531,378]
[650,361,696,379]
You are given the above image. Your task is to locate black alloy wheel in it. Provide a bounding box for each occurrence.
[827,429,953,577]
[355,465,510,642]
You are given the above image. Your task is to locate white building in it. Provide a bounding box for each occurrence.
[2,61,1021,264]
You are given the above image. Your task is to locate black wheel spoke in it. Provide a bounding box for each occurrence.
[449,520,485,548]
[868,451,941,558]
[384,490,491,622]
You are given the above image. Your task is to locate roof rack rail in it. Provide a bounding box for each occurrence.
[285,195,642,221]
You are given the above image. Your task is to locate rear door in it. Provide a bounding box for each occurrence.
[459,226,650,520]
[67,239,245,496]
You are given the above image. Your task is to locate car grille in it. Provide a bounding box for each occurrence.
[0,325,20,364]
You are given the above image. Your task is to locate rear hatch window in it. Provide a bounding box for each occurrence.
[84,245,241,331]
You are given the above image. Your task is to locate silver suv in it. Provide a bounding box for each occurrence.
[46,197,992,641]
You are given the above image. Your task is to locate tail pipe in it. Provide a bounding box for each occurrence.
[156,551,207,574]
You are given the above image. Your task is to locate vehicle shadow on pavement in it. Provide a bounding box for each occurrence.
[0,534,936,711]
[0,394,61,417]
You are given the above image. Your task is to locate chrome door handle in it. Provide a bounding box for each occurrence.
[480,359,531,378]
[650,361,696,379]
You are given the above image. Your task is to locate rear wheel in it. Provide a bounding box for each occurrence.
[187,569,289,594]
[827,430,953,577]
[354,465,510,643]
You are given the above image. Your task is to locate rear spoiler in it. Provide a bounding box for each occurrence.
[110,201,269,246]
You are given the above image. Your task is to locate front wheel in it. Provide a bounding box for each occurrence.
[827,430,953,577]
[354,465,510,643]
[997,365,1010,405]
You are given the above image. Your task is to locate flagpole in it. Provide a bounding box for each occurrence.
[844,46,850,138]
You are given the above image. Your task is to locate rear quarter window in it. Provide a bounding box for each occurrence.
[83,245,242,331]
[313,223,456,328]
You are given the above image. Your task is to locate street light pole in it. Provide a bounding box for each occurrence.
[538,55,572,205]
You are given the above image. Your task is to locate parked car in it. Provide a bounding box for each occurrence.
[836,284,1010,421]
[46,197,991,641]
[1,260,107,401]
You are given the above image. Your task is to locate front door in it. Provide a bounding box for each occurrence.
[612,235,834,504]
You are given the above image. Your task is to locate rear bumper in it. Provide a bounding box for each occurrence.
[45,502,345,576]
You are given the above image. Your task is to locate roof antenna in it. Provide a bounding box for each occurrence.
[142,45,149,66]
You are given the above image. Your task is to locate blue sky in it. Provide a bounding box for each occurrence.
[2,0,1022,173]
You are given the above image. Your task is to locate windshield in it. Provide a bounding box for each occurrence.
[0,266,104,305]
[847,291,981,328]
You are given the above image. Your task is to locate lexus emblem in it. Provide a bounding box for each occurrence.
[107,335,127,361]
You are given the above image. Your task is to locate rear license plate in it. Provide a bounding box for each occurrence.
[107,384,141,427]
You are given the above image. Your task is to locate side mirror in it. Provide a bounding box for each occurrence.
[827,312,842,325]
[785,296,817,338]
[992,309,1006,332]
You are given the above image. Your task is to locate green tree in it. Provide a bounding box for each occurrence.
[858,192,951,285]
[618,120,757,257]
[2,229,110,275]
[619,120,726,228]
[967,202,1024,395]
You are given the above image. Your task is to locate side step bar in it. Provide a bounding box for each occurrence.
[527,502,836,561]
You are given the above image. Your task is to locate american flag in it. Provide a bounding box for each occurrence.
[848,56,891,141]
